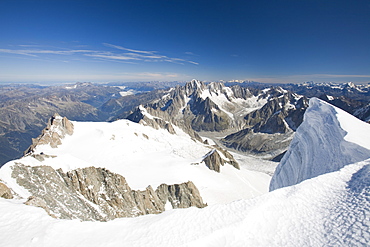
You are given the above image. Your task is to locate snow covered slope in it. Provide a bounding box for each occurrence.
[270,97,370,191]
[0,118,270,205]
[0,158,368,246]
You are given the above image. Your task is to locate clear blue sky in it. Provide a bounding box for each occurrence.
[0,0,369,84]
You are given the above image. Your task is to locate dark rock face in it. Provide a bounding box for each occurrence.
[127,81,310,160]
[201,149,240,172]
[24,114,74,155]
[354,103,370,123]
[12,164,206,221]
[222,91,309,160]
[127,80,257,134]
[318,95,370,123]
[188,97,231,132]
[244,92,308,133]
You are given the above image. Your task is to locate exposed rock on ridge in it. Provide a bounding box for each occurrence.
[0,182,13,199]
[12,164,206,221]
[194,148,240,172]
[24,114,74,155]
[127,106,177,135]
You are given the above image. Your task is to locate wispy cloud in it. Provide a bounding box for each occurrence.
[103,43,198,65]
[0,43,199,66]
[84,53,140,61]
[184,51,199,56]
[0,71,189,82]
[0,48,93,57]
[103,43,156,54]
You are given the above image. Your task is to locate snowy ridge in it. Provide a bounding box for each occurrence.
[0,158,368,246]
[270,97,370,191]
[0,118,270,205]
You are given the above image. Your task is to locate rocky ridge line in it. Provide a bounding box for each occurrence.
[126,80,309,160]
[11,164,206,221]
[24,113,74,156]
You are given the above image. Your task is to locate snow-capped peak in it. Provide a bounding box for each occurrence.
[185,79,206,95]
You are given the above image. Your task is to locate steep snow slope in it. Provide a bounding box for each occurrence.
[0,158,368,246]
[270,97,370,191]
[0,119,270,205]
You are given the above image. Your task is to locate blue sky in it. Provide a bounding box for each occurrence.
[0,0,370,84]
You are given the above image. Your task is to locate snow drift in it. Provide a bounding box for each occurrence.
[270,97,370,191]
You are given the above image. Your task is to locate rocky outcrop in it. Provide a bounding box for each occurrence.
[156,181,207,209]
[0,182,13,199]
[24,114,74,155]
[24,196,56,218]
[12,164,206,221]
[193,148,240,172]
[127,107,176,135]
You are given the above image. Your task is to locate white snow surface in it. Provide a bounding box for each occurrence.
[270,97,370,191]
[0,159,368,247]
[0,97,369,246]
[0,119,270,204]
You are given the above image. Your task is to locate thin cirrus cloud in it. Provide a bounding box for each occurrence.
[103,43,156,54]
[0,43,199,65]
[0,48,92,57]
[101,43,199,65]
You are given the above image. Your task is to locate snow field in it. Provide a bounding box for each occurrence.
[1,119,270,204]
[0,159,368,247]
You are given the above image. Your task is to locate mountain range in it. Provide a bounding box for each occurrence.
[1,80,369,166]
[0,89,369,246]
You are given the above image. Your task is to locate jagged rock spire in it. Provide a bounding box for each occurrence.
[24,113,74,155]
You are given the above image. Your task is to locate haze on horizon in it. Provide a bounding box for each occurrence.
[0,0,369,84]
